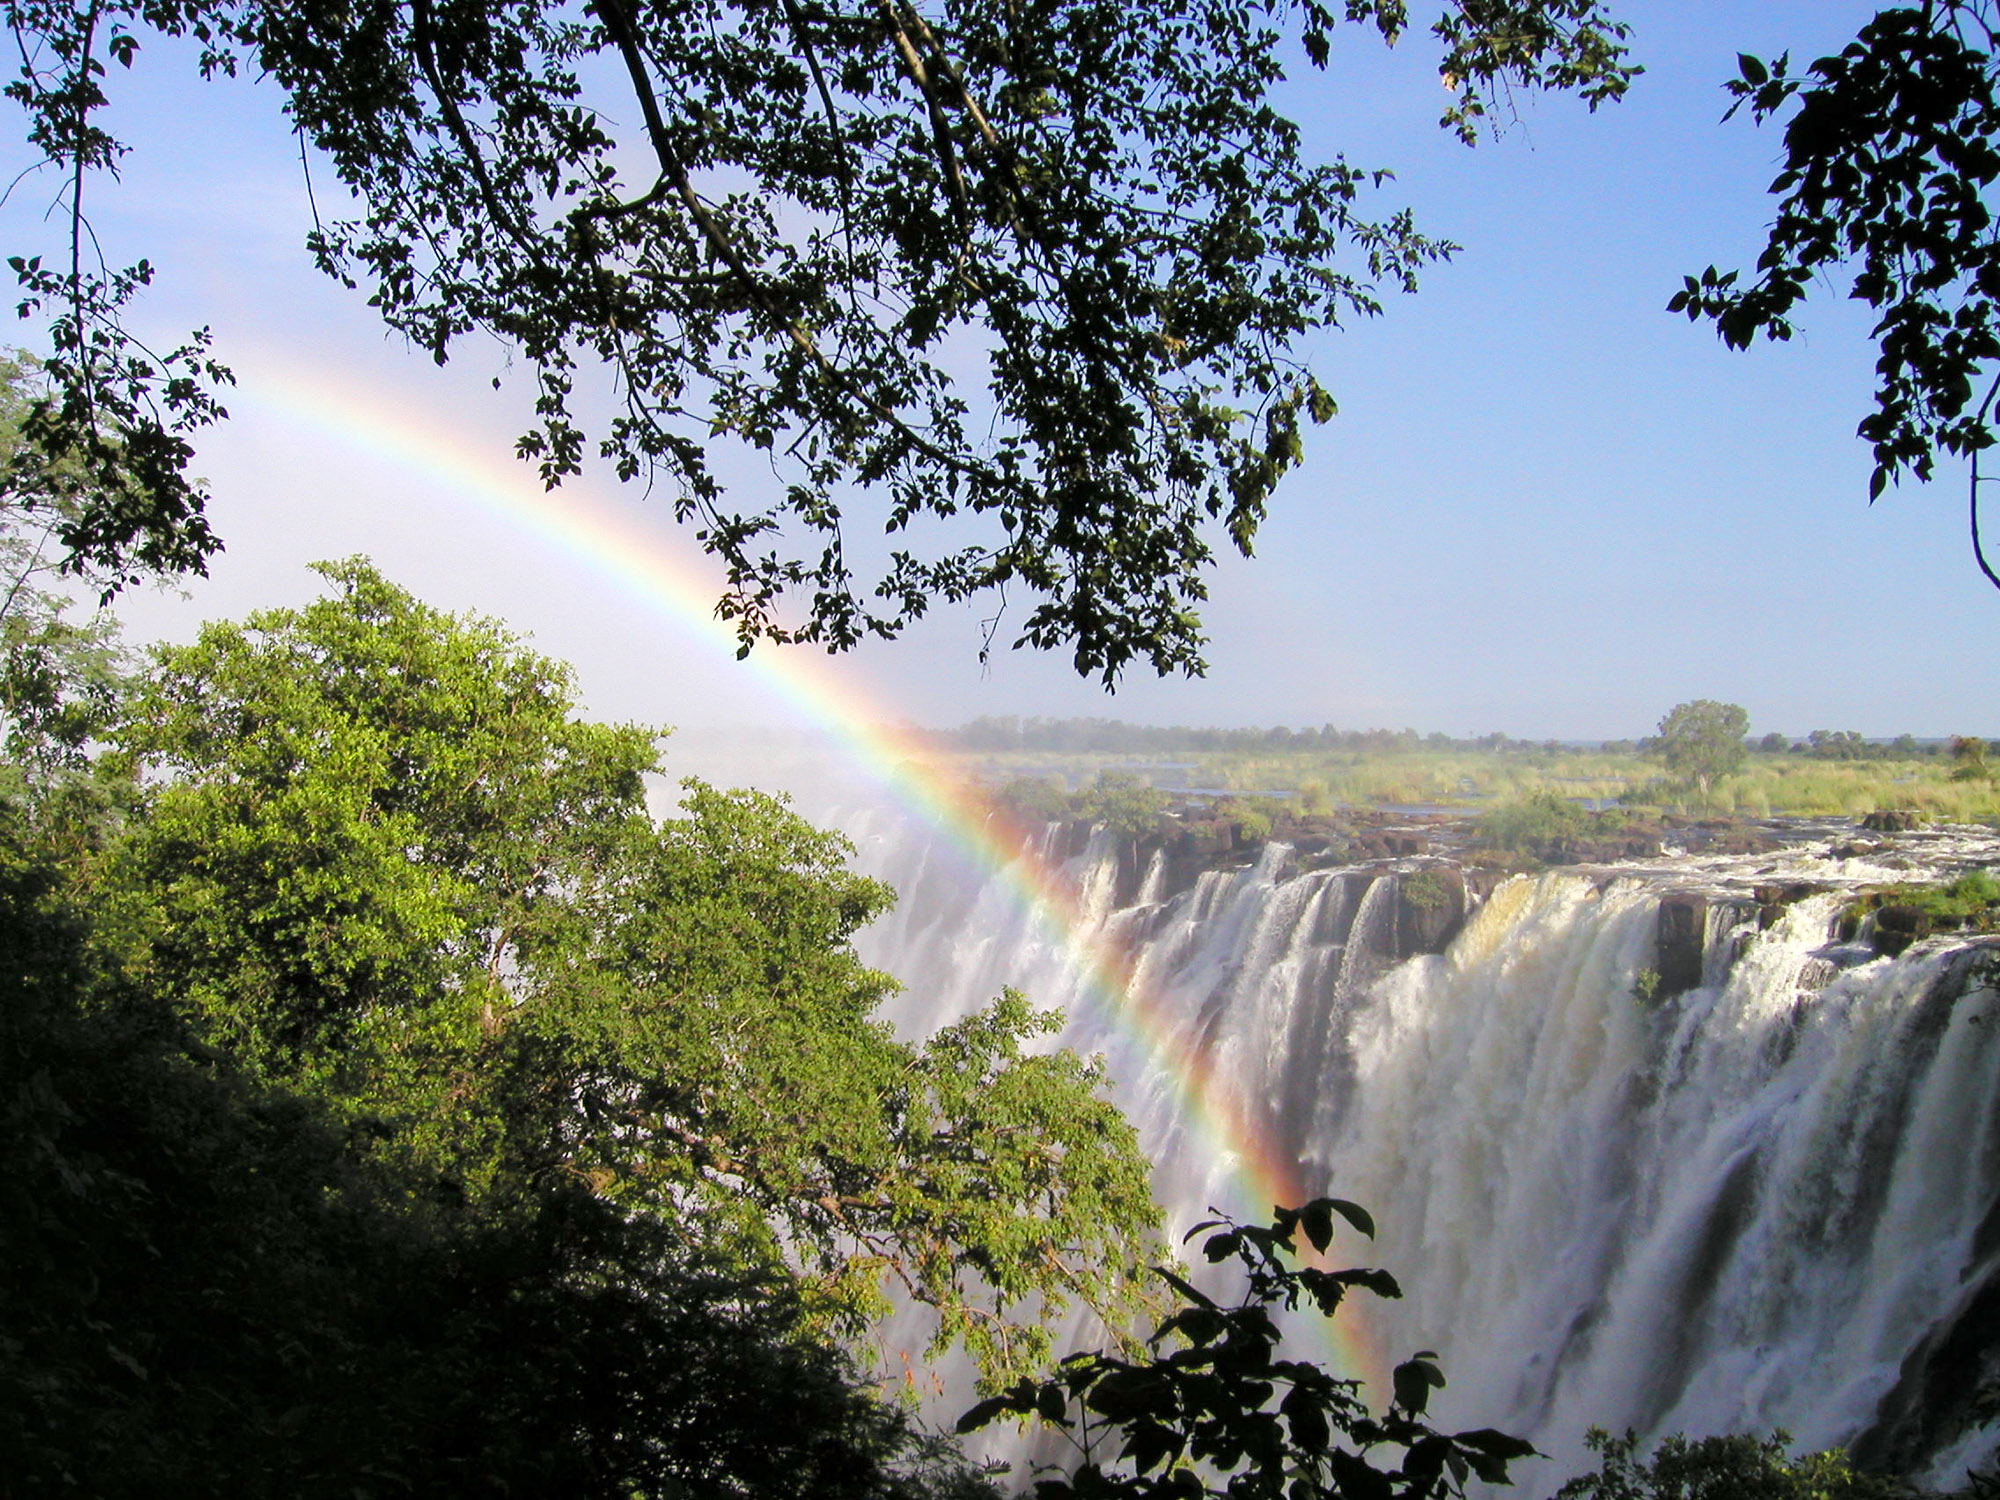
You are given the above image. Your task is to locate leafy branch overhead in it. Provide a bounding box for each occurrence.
[4,1,1633,682]
[1672,2,2000,587]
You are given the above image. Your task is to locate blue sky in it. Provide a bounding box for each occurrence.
[8,1,1993,740]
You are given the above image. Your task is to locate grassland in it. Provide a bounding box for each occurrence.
[948,745,2000,824]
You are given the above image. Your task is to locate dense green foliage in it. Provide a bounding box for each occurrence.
[1472,789,1648,861]
[1075,772,1171,839]
[0,741,988,1497]
[0,559,1168,1494]
[1555,1428,1911,1500]
[3,2,1638,680]
[117,560,1159,1375]
[1,871,966,1497]
[0,355,129,808]
[990,770,1172,838]
[1840,868,2000,953]
[1804,729,1876,762]
[1648,700,1750,802]
[1474,788,1589,851]
[961,1201,1537,1499]
[1211,796,1275,844]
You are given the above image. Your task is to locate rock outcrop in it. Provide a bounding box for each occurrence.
[1862,809,1925,833]
[1396,867,1468,957]
[1656,892,1708,997]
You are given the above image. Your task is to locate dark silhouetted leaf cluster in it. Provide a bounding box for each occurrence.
[1555,1427,1912,1500]
[1675,5,2000,508]
[959,1199,1537,1498]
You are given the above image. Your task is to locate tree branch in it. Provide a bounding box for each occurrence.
[588,0,1004,491]
[1970,366,2000,592]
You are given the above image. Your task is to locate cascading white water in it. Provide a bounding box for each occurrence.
[840,802,2000,1492]
[1326,877,2000,1493]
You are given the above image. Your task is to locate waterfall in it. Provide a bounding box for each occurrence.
[843,806,2000,1492]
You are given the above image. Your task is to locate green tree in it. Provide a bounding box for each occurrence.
[0,356,141,877]
[1807,728,1872,761]
[993,775,1073,827]
[0,793,996,1498]
[1475,788,1586,857]
[1214,795,1275,844]
[4,3,1636,682]
[1953,733,1991,780]
[1077,771,1168,838]
[1650,699,1749,802]
[103,558,1161,1386]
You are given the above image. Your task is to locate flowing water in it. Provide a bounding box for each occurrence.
[837,802,2000,1492]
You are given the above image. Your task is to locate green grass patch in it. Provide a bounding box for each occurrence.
[954,743,2000,824]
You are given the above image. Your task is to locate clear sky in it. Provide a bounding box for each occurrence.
[8,1,1993,741]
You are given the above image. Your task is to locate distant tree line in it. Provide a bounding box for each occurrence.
[944,717,1433,755]
[945,718,1595,756]
[942,717,1979,759]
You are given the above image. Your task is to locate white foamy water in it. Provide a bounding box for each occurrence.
[834,796,2000,1491]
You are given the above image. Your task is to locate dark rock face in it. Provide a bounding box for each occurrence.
[1872,903,1933,957]
[1752,881,1833,931]
[1656,893,1709,997]
[1396,867,1468,957]
[1862,809,1924,833]
[1173,824,1232,860]
[1752,881,1834,906]
[1854,1253,2000,1475]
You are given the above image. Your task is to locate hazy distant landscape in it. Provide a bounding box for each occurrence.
[916,716,2000,824]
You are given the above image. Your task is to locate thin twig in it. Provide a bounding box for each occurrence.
[1970,366,2000,592]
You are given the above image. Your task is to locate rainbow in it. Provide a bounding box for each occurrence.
[231,353,1386,1388]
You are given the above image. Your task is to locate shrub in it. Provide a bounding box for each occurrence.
[1476,790,1586,853]
[1214,796,1274,844]
[993,776,1071,825]
[1554,1428,1908,1500]
[1949,868,2000,905]
[1402,870,1452,911]
[1844,869,2000,931]
[1077,772,1168,837]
